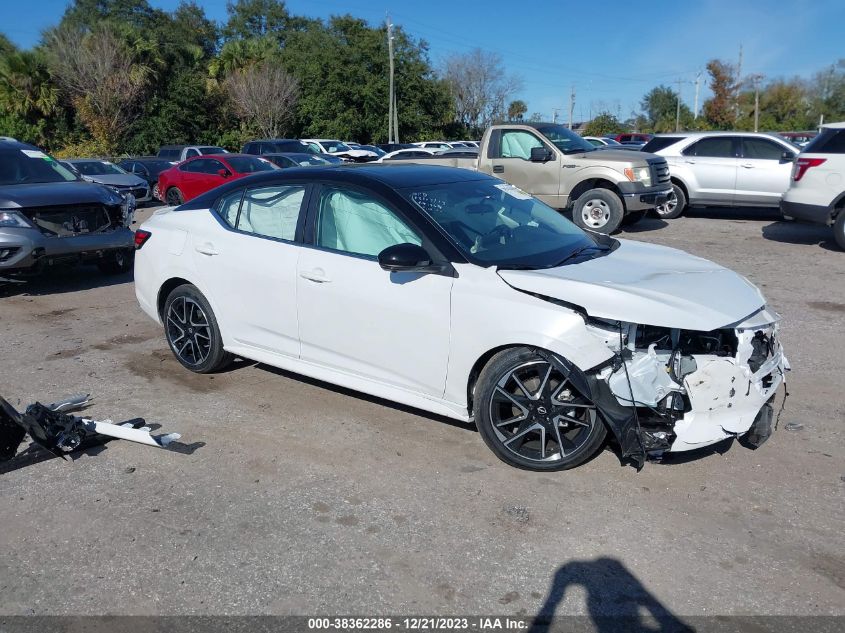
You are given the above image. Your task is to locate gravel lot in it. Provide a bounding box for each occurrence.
[1,205,843,621]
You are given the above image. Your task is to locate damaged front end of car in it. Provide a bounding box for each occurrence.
[576,309,788,468]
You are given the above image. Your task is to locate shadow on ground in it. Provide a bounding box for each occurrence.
[529,558,693,633]
[761,220,838,251]
[0,266,132,298]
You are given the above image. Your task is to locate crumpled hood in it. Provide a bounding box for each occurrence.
[498,240,766,331]
[0,181,122,209]
[83,174,147,188]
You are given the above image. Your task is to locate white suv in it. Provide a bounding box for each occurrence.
[780,122,845,250]
[644,132,798,218]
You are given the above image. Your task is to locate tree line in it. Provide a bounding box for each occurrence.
[0,0,523,156]
[584,58,845,137]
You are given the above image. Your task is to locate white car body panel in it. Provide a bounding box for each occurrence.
[135,187,787,461]
[302,139,377,160]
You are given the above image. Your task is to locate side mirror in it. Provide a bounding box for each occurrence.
[218,168,231,178]
[378,243,434,272]
[781,151,795,163]
[530,147,553,162]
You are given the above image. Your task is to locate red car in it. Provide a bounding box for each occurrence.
[156,154,277,205]
[614,133,653,144]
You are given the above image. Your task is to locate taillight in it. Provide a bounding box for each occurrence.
[792,157,826,182]
[134,229,152,250]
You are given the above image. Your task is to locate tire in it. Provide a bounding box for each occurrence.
[654,183,686,219]
[475,347,607,471]
[163,284,232,373]
[152,182,160,201]
[834,210,845,251]
[97,248,134,275]
[620,210,646,227]
[165,187,184,206]
[571,188,624,234]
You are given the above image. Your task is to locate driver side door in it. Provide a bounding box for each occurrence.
[296,185,453,398]
[488,129,561,208]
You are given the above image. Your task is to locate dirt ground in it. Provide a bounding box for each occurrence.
[0,205,843,622]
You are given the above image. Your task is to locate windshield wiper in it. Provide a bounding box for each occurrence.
[553,245,609,266]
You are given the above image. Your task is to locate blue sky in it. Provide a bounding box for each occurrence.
[2,0,843,120]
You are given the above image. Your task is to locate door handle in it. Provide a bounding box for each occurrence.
[194,242,218,256]
[740,163,754,168]
[493,165,504,173]
[300,268,331,283]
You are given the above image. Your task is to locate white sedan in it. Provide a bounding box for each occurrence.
[134,165,787,470]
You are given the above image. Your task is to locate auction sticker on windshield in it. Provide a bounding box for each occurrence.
[495,183,532,200]
[21,150,48,159]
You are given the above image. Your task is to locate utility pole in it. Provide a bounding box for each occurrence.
[748,74,764,132]
[693,71,702,120]
[386,15,395,143]
[552,108,560,124]
[568,86,575,130]
[736,43,743,118]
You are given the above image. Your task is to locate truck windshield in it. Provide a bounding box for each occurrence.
[403,179,607,268]
[534,125,596,154]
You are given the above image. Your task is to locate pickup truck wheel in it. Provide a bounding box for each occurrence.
[655,183,686,219]
[572,189,624,234]
[834,211,845,250]
[620,210,646,227]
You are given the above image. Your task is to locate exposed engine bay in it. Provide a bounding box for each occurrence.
[584,308,787,462]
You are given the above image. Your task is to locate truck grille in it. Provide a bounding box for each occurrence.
[651,160,671,185]
[23,204,122,237]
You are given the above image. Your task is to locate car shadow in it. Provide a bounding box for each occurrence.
[620,217,668,233]
[761,220,839,251]
[0,266,133,298]
[249,361,477,433]
[683,206,782,221]
[529,558,693,632]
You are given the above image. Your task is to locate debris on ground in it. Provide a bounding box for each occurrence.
[784,422,804,432]
[0,393,182,462]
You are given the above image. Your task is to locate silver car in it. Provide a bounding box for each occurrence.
[644,132,799,218]
[61,159,151,203]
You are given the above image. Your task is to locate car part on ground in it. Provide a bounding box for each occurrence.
[0,139,136,275]
[135,165,788,471]
[779,122,845,250]
[0,393,182,462]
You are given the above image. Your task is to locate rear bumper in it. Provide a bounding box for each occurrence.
[0,226,134,271]
[780,199,832,225]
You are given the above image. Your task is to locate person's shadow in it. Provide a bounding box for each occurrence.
[529,558,693,633]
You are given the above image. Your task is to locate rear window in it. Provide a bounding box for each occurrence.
[642,137,684,153]
[227,156,276,173]
[803,128,845,154]
[199,147,227,155]
[158,148,180,160]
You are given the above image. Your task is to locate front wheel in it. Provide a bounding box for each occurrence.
[475,348,607,471]
[834,211,845,250]
[571,188,624,234]
[654,183,686,219]
[163,284,232,373]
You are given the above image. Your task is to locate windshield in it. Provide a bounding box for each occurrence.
[0,149,79,185]
[200,146,227,155]
[141,159,174,175]
[317,140,351,153]
[226,156,277,173]
[534,124,596,154]
[403,179,603,267]
[294,155,330,166]
[71,161,126,176]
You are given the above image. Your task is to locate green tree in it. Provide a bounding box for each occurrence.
[584,111,624,136]
[223,0,311,42]
[0,33,14,56]
[0,49,63,146]
[640,85,693,131]
[507,99,527,121]
[703,59,739,129]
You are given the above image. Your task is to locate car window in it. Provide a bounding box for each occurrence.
[804,128,845,154]
[237,185,305,241]
[182,159,221,174]
[743,138,787,160]
[226,156,275,173]
[185,148,200,158]
[316,186,421,257]
[216,189,244,228]
[642,137,684,153]
[498,130,545,160]
[684,137,736,158]
[158,148,180,160]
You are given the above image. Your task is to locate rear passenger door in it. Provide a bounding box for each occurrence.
[192,183,309,357]
[681,136,739,205]
[736,137,796,205]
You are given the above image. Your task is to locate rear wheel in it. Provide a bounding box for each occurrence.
[163,284,232,373]
[571,188,624,234]
[655,183,686,219]
[97,248,134,275]
[475,348,607,471]
[166,187,184,206]
[834,210,845,250]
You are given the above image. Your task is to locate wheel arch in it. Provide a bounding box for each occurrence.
[157,276,195,320]
[568,177,623,208]
[670,176,689,200]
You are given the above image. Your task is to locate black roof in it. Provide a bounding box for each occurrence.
[179,164,492,210]
[247,138,303,143]
[0,138,39,151]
